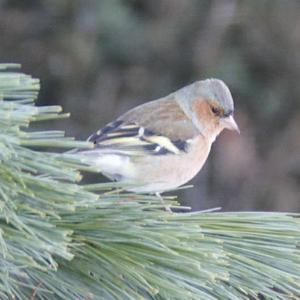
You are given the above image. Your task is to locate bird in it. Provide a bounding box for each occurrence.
[82,79,239,196]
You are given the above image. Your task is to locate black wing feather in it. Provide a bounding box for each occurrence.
[88,120,188,156]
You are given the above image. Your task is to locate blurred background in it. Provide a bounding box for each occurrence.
[0,0,299,211]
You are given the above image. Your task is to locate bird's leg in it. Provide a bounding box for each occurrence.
[155,192,172,212]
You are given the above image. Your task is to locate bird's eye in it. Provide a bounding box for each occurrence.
[211,106,221,116]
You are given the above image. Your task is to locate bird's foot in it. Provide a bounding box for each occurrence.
[155,192,172,212]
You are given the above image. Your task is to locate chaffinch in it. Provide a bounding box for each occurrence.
[84,79,239,195]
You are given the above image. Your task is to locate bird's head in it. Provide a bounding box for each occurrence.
[180,79,239,142]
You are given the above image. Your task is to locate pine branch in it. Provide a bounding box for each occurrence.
[0,64,300,300]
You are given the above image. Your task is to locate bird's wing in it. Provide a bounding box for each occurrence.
[88,97,200,156]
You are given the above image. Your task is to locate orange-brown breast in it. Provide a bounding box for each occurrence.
[130,135,211,193]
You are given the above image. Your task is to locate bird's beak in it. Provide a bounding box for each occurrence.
[220,115,240,133]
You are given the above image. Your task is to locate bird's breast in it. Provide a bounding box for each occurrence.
[131,135,212,192]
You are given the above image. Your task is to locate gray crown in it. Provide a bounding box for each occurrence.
[179,78,234,115]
